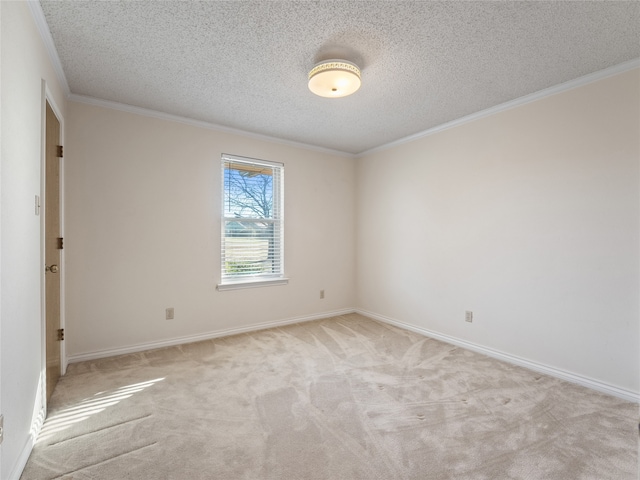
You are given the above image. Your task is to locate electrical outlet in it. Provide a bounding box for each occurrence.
[320,290,325,299]
[465,311,473,323]
[166,307,174,320]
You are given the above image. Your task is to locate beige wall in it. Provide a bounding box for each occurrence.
[64,69,640,397]
[64,101,356,357]
[5,5,638,477]
[357,69,640,395]
[1,2,67,478]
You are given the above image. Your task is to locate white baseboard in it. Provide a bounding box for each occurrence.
[67,308,356,364]
[9,406,45,480]
[10,438,35,480]
[357,308,640,404]
[66,307,639,403]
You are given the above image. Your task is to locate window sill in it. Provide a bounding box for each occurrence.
[217,278,289,291]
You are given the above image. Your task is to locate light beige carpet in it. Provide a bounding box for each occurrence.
[21,313,638,480]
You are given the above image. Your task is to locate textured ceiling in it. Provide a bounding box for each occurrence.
[39,1,640,155]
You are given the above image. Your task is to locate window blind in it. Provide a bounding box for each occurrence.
[221,154,284,283]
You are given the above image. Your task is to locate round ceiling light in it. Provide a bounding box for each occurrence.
[308,59,361,98]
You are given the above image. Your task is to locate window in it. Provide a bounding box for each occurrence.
[218,154,285,290]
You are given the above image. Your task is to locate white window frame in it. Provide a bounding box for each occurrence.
[217,154,287,291]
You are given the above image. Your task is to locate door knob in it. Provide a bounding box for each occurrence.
[45,264,59,273]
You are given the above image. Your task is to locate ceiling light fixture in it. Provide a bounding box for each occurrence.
[308,59,361,98]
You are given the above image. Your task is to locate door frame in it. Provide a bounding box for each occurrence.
[40,81,66,412]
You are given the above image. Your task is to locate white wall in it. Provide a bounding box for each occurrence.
[356,69,640,396]
[64,101,356,358]
[0,2,67,478]
[2,6,636,478]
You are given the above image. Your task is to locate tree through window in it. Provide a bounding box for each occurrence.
[220,154,284,285]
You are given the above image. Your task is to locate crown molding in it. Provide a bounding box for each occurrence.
[27,0,71,96]
[28,0,638,159]
[358,58,640,158]
[68,94,356,159]
[29,0,353,158]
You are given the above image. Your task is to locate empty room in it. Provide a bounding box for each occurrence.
[2,1,639,479]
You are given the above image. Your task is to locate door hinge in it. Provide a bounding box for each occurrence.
[57,237,64,249]
[57,145,63,158]
[57,328,65,341]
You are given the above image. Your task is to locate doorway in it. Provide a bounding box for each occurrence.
[45,100,63,404]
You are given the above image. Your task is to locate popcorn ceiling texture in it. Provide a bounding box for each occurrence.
[39,1,640,154]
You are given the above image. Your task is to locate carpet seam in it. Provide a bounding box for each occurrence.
[49,441,158,479]
[46,413,153,447]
